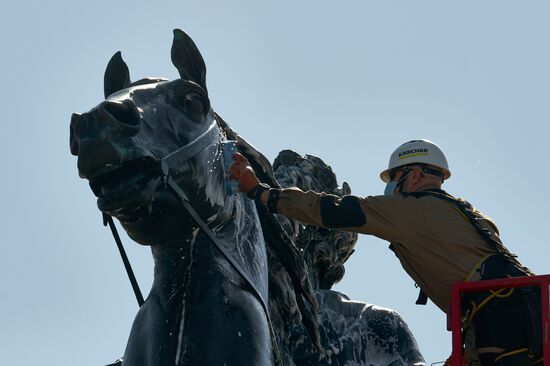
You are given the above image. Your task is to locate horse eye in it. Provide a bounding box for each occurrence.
[182,93,205,114]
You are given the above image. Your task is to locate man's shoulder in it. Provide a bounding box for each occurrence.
[402,189,458,201]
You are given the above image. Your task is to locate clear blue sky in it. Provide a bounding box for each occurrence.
[1,1,548,365]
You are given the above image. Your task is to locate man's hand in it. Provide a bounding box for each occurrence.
[228,152,260,195]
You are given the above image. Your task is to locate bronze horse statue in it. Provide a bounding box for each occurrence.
[70,29,319,365]
[70,28,424,366]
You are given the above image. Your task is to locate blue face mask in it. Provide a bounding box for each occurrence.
[384,181,398,196]
[384,171,410,196]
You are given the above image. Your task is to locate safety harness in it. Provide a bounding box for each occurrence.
[405,190,542,360]
[405,189,531,305]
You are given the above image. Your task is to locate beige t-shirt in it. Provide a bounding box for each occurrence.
[275,188,499,313]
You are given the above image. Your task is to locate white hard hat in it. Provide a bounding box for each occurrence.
[380,139,451,183]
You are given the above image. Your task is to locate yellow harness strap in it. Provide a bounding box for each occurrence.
[464,254,493,282]
[464,287,515,326]
[494,347,528,362]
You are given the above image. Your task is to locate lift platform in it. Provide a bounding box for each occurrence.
[448,274,550,366]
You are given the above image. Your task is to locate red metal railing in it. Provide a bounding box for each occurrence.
[448,274,550,366]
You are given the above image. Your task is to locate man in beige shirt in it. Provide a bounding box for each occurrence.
[230,139,541,366]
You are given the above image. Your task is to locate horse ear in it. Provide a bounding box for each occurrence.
[104,51,131,98]
[342,182,352,195]
[171,29,207,93]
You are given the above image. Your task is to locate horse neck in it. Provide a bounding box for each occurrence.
[147,194,261,305]
[148,193,246,263]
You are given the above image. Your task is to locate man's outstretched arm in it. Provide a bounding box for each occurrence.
[229,153,366,230]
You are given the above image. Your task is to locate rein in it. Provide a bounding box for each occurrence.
[103,213,145,307]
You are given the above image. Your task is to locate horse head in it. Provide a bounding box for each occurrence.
[70,29,231,246]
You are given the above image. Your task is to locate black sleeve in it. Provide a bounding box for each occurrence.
[319,195,366,228]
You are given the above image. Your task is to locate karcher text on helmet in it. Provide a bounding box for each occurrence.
[380,139,451,183]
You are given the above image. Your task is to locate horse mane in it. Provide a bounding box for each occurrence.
[215,113,322,352]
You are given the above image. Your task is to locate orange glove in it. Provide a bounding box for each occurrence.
[228,152,260,195]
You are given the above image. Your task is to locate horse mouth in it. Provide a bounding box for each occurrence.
[89,158,162,220]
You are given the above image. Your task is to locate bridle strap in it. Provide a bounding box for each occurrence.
[161,119,219,173]
[160,120,281,364]
[163,175,269,304]
[163,175,281,364]
[160,119,268,311]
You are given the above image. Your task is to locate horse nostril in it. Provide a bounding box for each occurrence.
[103,100,141,127]
[70,113,81,155]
